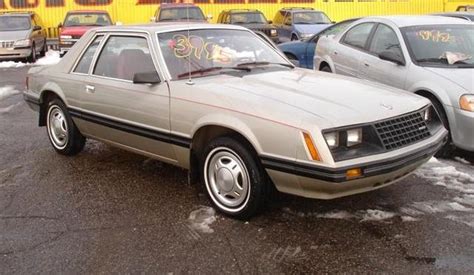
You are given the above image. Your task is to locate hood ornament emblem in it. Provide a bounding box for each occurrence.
[380,103,393,110]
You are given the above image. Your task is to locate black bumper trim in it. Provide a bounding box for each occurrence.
[23,93,41,106]
[68,108,191,148]
[261,131,447,183]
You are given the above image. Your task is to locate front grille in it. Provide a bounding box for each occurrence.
[0,41,14,48]
[374,111,431,150]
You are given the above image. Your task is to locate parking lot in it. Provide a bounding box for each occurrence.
[1,59,473,273]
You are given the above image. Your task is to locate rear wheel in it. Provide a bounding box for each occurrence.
[320,65,332,73]
[46,98,85,156]
[200,137,270,219]
[40,39,47,57]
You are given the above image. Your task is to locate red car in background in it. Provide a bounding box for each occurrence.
[58,10,113,56]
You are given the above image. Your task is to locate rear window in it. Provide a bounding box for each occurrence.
[0,16,31,31]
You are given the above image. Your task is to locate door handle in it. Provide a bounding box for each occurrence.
[85,85,95,93]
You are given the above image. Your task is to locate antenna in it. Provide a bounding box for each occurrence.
[185,2,194,86]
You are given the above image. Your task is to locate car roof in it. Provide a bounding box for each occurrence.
[92,23,248,33]
[67,10,110,14]
[224,9,262,13]
[434,12,473,16]
[0,11,34,16]
[362,15,469,27]
[160,3,198,8]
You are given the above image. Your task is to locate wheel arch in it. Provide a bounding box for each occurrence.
[414,89,450,128]
[38,85,67,127]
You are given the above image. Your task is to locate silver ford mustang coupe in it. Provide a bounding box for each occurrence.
[24,24,448,219]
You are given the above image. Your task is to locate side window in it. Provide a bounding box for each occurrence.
[74,35,104,74]
[93,36,156,81]
[369,24,403,58]
[342,23,375,49]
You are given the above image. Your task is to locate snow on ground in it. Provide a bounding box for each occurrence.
[283,157,474,227]
[0,50,61,69]
[188,206,217,234]
[0,86,21,101]
[0,102,22,114]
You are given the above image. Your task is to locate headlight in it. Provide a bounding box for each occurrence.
[300,33,312,39]
[323,132,339,149]
[60,35,72,40]
[460,94,474,112]
[346,128,363,147]
[13,39,31,47]
[270,29,277,36]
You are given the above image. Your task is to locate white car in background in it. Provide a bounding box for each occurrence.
[314,16,474,156]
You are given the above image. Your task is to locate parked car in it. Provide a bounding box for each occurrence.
[278,18,357,69]
[0,11,47,62]
[217,9,279,43]
[58,10,113,56]
[432,12,474,21]
[151,3,210,23]
[314,16,473,155]
[273,7,333,43]
[24,24,447,218]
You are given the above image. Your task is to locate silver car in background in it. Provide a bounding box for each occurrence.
[0,11,47,62]
[24,24,447,218]
[314,16,474,155]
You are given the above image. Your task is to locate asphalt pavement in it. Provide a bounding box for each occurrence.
[1,64,473,274]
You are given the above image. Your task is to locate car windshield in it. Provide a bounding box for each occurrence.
[293,12,331,24]
[0,16,31,31]
[64,13,111,27]
[160,7,205,21]
[402,24,474,67]
[230,13,267,24]
[158,29,291,80]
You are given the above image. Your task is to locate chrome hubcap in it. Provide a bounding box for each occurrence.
[47,106,68,149]
[206,148,250,209]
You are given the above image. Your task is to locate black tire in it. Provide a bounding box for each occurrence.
[200,136,270,219]
[46,98,85,156]
[27,43,37,63]
[291,34,298,41]
[320,65,332,73]
[40,39,47,57]
[429,97,455,158]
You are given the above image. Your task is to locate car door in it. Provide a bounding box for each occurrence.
[80,33,176,162]
[332,22,376,77]
[281,12,293,42]
[359,23,408,89]
[31,15,44,52]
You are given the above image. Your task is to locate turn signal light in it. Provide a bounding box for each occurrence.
[303,132,321,161]
[346,168,362,179]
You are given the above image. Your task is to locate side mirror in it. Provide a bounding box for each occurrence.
[206,14,213,20]
[58,23,63,28]
[33,25,42,31]
[267,20,273,24]
[331,21,336,24]
[133,72,161,85]
[379,51,405,66]
[150,16,156,22]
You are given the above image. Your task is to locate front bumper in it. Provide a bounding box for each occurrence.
[0,47,32,60]
[262,128,448,199]
[450,106,474,151]
[23,90,41,112]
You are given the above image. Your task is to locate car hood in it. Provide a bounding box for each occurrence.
[60,26,98,36]
[423,67,474,92]
[194,69,428,128]
[0,30,30,40]
[294,24,331,34]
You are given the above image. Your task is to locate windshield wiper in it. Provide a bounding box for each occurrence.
[177,66,251,79]
[236,61,294,69]
[415,58,447,64]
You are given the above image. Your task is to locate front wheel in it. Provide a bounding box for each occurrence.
[200,137,270,219]
[46,98,85,156]
[27,43,37,63]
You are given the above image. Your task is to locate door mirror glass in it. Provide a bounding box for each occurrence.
[379,51,405,66]
[133,72,161,84]
[33,25,42,31]
[58,23,63,28]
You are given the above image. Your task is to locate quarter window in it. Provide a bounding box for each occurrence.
[369,24,403,58]
[74,35,103,74]
[342,23,375,49]
[93,36,157,81]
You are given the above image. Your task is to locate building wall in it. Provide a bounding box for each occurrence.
[1,0,472,37]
